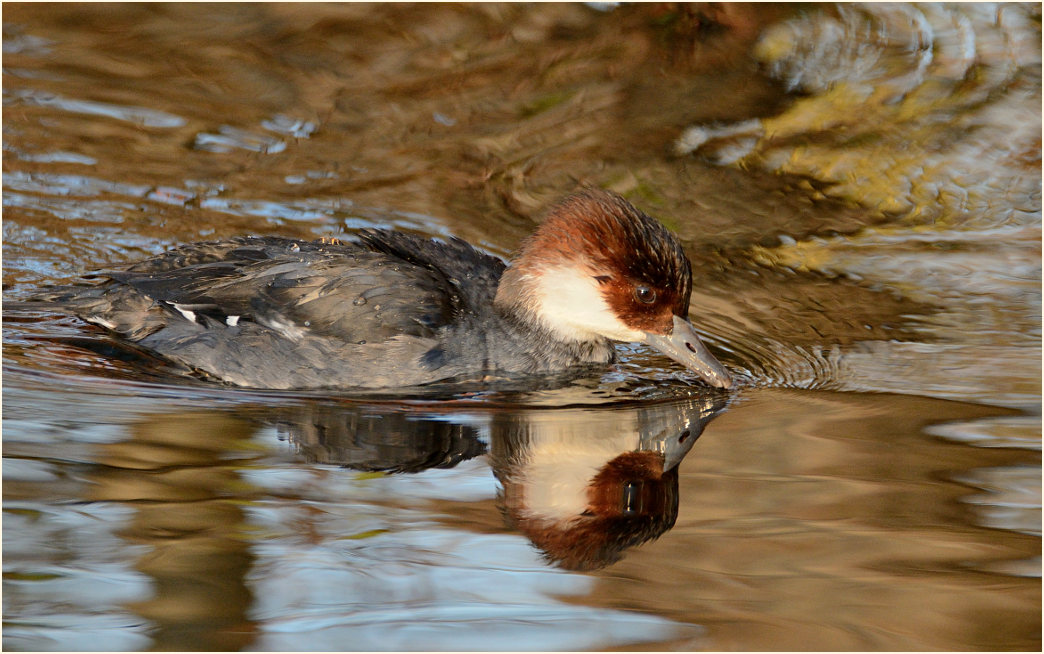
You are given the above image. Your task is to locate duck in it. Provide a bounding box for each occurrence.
[49,188,733,390]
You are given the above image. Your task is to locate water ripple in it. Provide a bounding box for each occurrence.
[3,171,150,199]
[193,125,287,154]
[4,88,186,128]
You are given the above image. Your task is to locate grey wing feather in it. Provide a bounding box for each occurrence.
[33,234,505,388]
[96,236,467,343]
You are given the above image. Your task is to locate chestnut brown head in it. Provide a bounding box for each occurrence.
[495,188,732,388]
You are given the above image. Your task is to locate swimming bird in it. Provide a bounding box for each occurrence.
[48,188,733,390]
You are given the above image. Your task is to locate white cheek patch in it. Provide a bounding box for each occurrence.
[529,266,645,343]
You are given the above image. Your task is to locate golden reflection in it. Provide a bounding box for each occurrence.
[84,412,260,651]
[586,389,1040,650]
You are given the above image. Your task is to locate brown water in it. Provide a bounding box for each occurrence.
[2,3,1040,651]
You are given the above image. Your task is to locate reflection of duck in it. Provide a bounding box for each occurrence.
[488,395,727,571]
[43,189,731,390]
[273,394,726,570]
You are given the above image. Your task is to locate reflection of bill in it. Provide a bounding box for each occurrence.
[277,393,728,571]
[489,395,728,570]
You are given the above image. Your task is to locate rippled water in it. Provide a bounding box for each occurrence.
[3,4,1040,651]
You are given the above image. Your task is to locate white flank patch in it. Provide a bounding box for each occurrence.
[172,303,197,323]
[87,316,117,330]
[530,266,645,343]
[225,315,240,327]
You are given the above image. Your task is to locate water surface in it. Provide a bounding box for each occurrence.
[3,3,1040,651]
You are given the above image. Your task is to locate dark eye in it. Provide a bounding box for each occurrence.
[634,285,657,304]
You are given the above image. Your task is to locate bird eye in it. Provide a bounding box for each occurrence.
[634,285,657,304]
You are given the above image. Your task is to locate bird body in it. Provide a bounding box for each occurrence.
[46,189,732,390]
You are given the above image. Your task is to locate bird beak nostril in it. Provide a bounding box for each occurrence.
[643,315,733,389]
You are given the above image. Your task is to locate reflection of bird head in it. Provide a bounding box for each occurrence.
[497,448,680,571]
[490,396,726,571]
